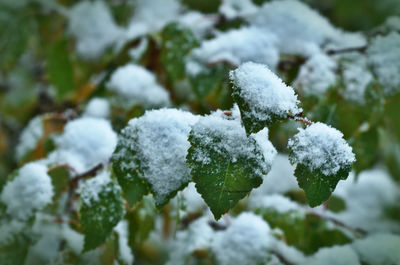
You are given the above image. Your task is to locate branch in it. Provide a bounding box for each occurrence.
[326,45,367,55]
[271,250,297,265]
[308,212,368,236]
[288,114,313,126]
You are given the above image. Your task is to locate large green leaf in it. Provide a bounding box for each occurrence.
[294,164,350,207]
[80,179,124,252]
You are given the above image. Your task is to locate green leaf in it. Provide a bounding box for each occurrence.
[161,23,199,82]
[47,38,75,100]
[0,234,31,265]
[189,65,227,100]
[187,116,274,219]
[294,164,350,207]
[80,179,124,252]
[112,128,150,207]
[0,10,30,71]
[255,208,351,254]
[351,127,378,174]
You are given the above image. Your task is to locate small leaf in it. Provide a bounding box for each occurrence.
[161,23,199,82]
[112,131,150,207]
[187,110,276,219]
[230,62,301,135]
[80,173,124,252]
[294,164,350,207]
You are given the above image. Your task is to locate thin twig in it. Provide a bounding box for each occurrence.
[326,45,367,55]
[271,250,296,265]
[308,212,368,236]
[288,114,313,126]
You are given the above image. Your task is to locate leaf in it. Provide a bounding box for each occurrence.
[0,10,30,71]
[47,38,75,100]
[186,115,275,219]
[351,127,378,174]
[112,128,150,207]
[161,23,199,82]
[294,164,350,207]
[80,179,124,252]
[189,65,227,100]
[0,235,31,265]
[255,208,351,254]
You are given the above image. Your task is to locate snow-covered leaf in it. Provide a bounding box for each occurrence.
[230,62,301,135]
[187,109,276,219]
[80,171,124,251]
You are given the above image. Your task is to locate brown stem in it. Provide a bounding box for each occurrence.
[271,250,297,265]
[308,212,368,236]
[326,46,367,55]
[288,114,313,126]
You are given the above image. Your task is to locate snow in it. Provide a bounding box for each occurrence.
[328,169,400,232]
[250,154,299,196]
[0,219,25,245]
[249,194,301,213]
[115,109,198,205]
[107,64,170,108]
[188,27,279,75]
[248,0,339,56]
[288,122,355,176]
[352,234,400,265]
[126,0,180,40]
[52,117,117,173]
[303,245,360,265]
[180,182,206,213]
[83,98,110,119]
[294,53,337,97]
[80,170,112,206]
[212,213,273,265]
[15,115,43,161]
[61,223,84,254]
[367,32,400,95]
[219,0,258,20]
[68,1,123,60]
[1,163,53,220]
[178,11,217,39]
[230,62,301,123]
[341,53,373,104]
[352,233,400,265]
[166,217,214,265]
[114,220,135,265]
[189,107,277,177]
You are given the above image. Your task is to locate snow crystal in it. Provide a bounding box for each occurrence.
[230,62,301,123]
[189,107,277,177]
[352,233,400,265]
[212,213,273,265]
[288,122,355,176]
[166,217,214,265]
[219,0,258,20]
[107,64,170,108]
[68,1,123,60]
[80,170,112,206]
[83,98,110,119]
[15,115,43,161]
[303,245,360,265]
[367,32,400,95]
[114,220,134,265]
[188,27,279,74]
[248,0,339,56]
[341,53,373,104]
[294,53,338,97]
[116,109,198,205]
[53,117,117,173]
[1,163,53,220]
